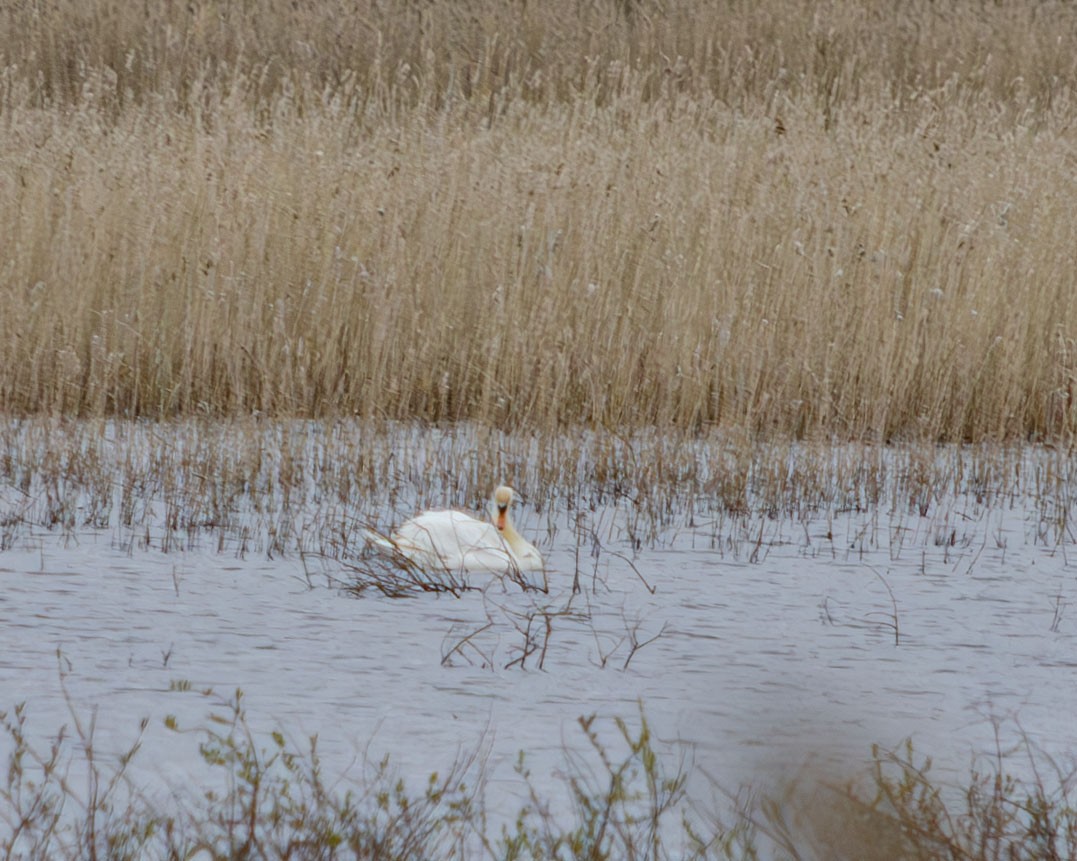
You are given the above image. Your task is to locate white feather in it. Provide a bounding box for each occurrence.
[366,486,544,587]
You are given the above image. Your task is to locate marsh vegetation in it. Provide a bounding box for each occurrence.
[5,681,1077,860]
[2,0,1076,439]
[3,0,1077,856]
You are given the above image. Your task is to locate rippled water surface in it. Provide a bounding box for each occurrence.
[2,454,1076,836]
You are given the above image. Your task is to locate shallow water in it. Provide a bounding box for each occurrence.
[1,445,1076,847]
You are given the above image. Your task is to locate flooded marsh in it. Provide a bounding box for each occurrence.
[3,0,1077,853]
[2,420,1077,856]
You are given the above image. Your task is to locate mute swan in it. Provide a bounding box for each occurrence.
[366,486,544,587]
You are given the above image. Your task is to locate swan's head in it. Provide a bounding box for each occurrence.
[492,485,516,531]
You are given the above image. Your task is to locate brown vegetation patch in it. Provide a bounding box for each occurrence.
[2,1,1076,441]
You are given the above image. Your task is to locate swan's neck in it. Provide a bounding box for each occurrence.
[495,507,526,555]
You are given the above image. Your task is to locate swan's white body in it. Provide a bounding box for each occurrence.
[367,486,544,589]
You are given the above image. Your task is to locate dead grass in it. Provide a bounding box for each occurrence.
[1,0,1075,441]
[0,418,1073,563]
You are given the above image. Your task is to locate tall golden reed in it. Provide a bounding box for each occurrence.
[2,0,1076,442]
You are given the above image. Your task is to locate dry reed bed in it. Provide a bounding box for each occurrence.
[1,1,1076,440]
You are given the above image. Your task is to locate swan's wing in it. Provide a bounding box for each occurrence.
[394,510,497,549]
[387,510,544,590]
[391,511,508,572]
[519,547,544,571]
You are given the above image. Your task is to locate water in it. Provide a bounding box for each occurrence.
[1,445,1076,845]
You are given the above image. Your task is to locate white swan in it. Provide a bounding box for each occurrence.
[366,486,544,588]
